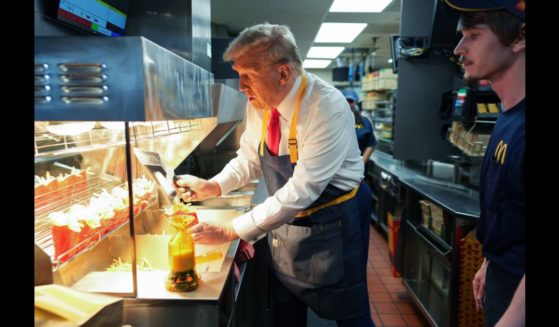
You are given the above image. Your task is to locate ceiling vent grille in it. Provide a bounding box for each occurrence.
[57,63,109,105]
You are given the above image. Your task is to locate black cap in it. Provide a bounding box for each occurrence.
[444,0,525,21]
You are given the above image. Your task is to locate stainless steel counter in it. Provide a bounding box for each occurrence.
[370,151,480,219]
[120,205,249,327]
[36,228,241,327]
[401,175,479,219]
[370,151,421,181]
[123,239,240,327]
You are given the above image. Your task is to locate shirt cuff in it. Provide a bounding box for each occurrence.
[232,211,266,243]
[210,171,237,196]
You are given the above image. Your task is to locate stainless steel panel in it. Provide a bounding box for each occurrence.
[192,0,212,71]
[393,59,458,160]
[35,36,214,121]
[126,0,211,71]
[210,83,247,124]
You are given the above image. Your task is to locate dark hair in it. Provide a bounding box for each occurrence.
[353,110,365,127]
[458,10,524,46]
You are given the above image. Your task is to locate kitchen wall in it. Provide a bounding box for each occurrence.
[306,69,333,84]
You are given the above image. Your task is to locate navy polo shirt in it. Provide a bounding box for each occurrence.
[477,99,525,277]
[355,116,377,154]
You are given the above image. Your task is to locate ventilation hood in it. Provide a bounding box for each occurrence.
[35,36,213,121]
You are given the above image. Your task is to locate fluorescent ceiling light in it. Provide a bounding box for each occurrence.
[315,23,367,43]
[329,0,392,13]
[307,47,345,59]
[303,59,332,69]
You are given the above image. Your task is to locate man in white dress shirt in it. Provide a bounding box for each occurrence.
[176,23,374,327]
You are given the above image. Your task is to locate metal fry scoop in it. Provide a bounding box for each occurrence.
[133,148,179,199]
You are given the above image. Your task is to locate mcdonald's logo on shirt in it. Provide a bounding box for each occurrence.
[494,140,507,165]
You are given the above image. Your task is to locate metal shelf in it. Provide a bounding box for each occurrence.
[34,175,121,249]
[371,117,393,123]
[362,88,396,92]
[362,105,393,111]
[34,120,203,158]
[363,100,391,105]
[130,119,202,143]
[34,124,126,157]
[34,174,156,265]
[34,173,118,218]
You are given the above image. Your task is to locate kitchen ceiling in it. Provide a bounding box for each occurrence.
[211,0,401,70]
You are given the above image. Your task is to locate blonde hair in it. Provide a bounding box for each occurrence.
[223,23,303,73]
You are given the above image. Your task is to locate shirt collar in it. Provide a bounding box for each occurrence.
[276,74,303,119]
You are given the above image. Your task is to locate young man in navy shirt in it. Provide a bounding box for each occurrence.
[445,1,525,326]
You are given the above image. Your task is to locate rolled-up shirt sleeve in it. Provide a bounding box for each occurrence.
[210,106,263,195]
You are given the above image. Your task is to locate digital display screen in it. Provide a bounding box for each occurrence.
[56,0,129,37]
[332,67,349,82]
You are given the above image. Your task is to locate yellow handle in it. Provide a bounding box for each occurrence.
[195,250,223,263]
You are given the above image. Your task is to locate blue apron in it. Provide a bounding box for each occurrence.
[259,75,370,320]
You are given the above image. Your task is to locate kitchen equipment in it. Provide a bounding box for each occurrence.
[35,36,213,121]
[426,159,456,183]
[34,34,249,326]
[134,148,183,199]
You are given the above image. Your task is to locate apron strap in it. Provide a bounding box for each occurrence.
[288,74,308,163]
[259,110,270,157]
[294,184,359,218]
[259,74,309,163]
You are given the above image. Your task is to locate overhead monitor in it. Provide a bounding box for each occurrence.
[44,0,131,37]
[332,66,349,82]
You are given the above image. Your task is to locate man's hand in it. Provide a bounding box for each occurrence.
[175,175,221,202]
[473,258,489,311]
[188,222,238,245]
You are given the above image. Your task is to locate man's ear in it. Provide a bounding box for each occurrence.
[278,63,292,85]
[512,23,525,53]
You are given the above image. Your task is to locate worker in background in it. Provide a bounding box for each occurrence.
[343,89,377,163]
[343,89,376,260]
[444,1,525,326]
[175,23,374,326]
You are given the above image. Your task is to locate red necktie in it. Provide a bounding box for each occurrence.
[267,108,281,156]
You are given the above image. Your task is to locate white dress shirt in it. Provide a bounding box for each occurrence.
[211,72,364,242]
